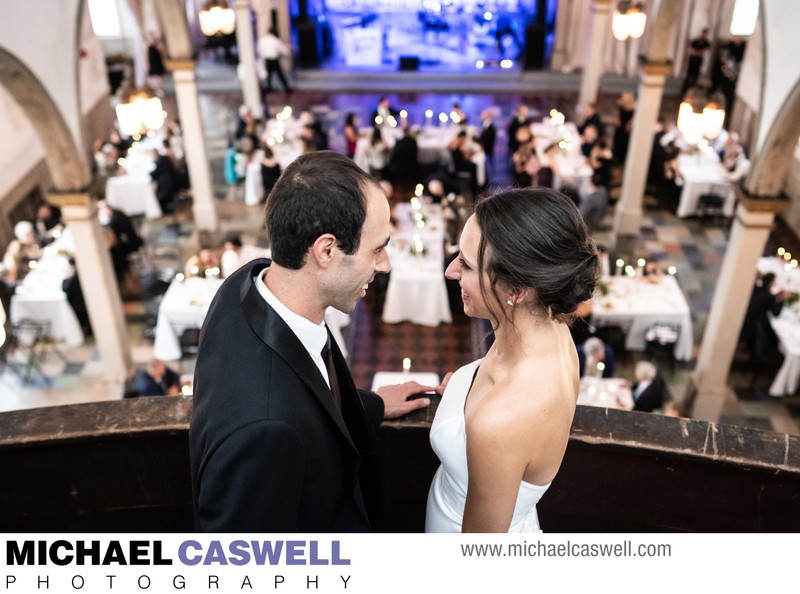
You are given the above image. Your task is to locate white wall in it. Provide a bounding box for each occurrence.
[753,0,800,154]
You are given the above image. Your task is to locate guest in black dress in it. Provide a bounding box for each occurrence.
[260,146,282,200]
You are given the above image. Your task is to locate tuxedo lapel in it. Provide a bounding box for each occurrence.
[238,262,357,452]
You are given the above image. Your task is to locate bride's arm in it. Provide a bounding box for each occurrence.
[461,397,531,533]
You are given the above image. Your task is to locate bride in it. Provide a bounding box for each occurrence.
[426,187,599,533]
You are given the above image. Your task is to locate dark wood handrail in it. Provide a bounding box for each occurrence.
[0,396,798,532]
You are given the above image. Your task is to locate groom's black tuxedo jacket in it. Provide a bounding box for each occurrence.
[189,259,384,532]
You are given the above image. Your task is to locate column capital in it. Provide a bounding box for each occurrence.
[165,58,196,72]
[641,60,673,77]
[47,192,92,209]
[735,183,790,215]
[592,0,614,12]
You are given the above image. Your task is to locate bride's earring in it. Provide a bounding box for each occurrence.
[506,299,514,306]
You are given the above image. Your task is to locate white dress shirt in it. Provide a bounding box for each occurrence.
[254,267,330,388]
[257,34,289,60]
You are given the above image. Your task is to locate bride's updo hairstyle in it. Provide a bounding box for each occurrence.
[474,186,599,323]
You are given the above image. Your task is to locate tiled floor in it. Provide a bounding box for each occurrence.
[2,58,798,435]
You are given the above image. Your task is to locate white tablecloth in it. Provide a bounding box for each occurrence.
[768,306,800,396]
[106,174,163,219]
[676,153,735,218]
[591,275,694,361]
[354,125,458,173]
[10,234,83,347]
[578,377,633,410]
[153,277,223,361]
[382,203,452,327]
[153,277,351,361]
[531,121,592,190]
[371,371,441,392]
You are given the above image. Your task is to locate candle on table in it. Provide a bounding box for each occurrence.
[402,357,411,376]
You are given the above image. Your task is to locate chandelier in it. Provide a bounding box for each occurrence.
[612,1,647,41]
[199,0,236,37]
[115,85,166,137]
[677,88,726,145]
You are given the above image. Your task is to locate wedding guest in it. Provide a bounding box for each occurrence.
[133,359,182,397]
[343,112,359,159]
[507,104,531,154]
[220,233,267,278]
[260,146,282,199]
[577,336,616,378]
[613,92,636,163]
[577,102,604,136]
[184,247,221,279]
[365,126,389,180]
[33,204,62,247]
[257,27,292,94]
[2,221,42,284]
[632,361,668,413]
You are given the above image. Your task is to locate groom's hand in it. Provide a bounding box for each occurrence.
[376,381,435,419]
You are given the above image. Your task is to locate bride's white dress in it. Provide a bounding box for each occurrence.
[425,359,551,533]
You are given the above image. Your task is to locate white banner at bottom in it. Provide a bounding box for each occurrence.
[1,533,797,593]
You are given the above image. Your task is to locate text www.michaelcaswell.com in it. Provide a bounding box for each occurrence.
[461,540,672,558]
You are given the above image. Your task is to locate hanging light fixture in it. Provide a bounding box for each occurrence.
[198,0,236,37]
[115,84,166,137]
[612,1,647,41]
[677,87,726,145]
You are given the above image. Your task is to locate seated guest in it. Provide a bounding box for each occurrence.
[184,247,221,278]
[579,173,609,232]
[33,204,63,247]
[133,359,182,396]
[424,173,460,204]
[2,221,42,284]
[512,130,538,187]
[632,361,668,413]
[722,146,750,182]
[97,200,143,286]
[577,337,616,378]
[536,142,561,188]
[220,233,267,278]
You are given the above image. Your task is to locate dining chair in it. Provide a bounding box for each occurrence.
[644,323,681,371]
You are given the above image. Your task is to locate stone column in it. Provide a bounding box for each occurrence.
[690,191,789,421]
[48,193,132,397]
[234,0,262,119]
[275,0,293,70]
[166,59,218,232]
[550,0,573,72]
[612,61,671,242]
[578,0,613,107]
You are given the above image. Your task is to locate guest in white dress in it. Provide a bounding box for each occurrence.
[426,187,599,533]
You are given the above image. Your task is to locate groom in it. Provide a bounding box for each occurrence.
[189,151,436,532]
